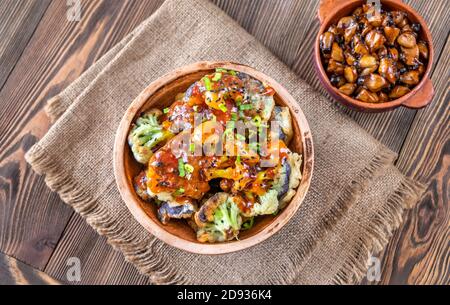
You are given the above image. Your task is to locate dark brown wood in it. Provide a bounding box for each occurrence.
[375,36,450,285]
[0,0,164,271]
[0,0,447,284]
[0,0,51,89]
[0,252,60,285]
[44,213,152,285]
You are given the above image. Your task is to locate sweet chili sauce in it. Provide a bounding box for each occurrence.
[143,70,284,213]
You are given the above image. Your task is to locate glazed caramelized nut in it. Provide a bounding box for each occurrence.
[401,45,420,66]
[400,70,420,85]
[391,11,406,26]
[356,88,379,103]
[363,73,388,92]
[389,85,411,99]
[359,17,373,37]
[418,41,429,59]
[331,42,344,62]
[320,32,335,53]
[378,57,398,84]
[389,47,399,61]
[344,66,358,83]
[320,4,428,102]
[366,7,383,27]
[337,16,357,43]
[397,32,416,48]
[327,59,344,75]
[365,30,386,51]
[384,26,400,45]
[378,92,389,102]
[359,54,378,68]
[345,51,357,65]
[339,83,357,96]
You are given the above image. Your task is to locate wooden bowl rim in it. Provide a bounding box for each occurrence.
[314,0,434,110]
[113,61,314,255]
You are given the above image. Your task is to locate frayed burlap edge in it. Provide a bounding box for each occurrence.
[45,96,66,124]
[332,177,426,285]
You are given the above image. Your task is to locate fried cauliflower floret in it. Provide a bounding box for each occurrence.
[194,193,243,243]
[128,109,173,164]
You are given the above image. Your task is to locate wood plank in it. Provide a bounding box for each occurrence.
[0,0,51,89]
[375,36,450,285]
[0,0,164,272]
[1,0,447,285]
[0,252,60,285]
[44,213,151,285]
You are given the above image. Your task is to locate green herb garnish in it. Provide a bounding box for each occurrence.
[184,164,194,174]
[212,72,222,82]
[178,158,186,177]
[215,68,228,73]
[202,76,212,91]
[189,143,195,153]
[163,107,169,114]
[218,103,228,113]
[239,104,252,111]
[174,187,185,195]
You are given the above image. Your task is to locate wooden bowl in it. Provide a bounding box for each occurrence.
[114,61,314,255]
[314,0,435,112]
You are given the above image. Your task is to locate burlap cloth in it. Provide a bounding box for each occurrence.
[25,0,425,284]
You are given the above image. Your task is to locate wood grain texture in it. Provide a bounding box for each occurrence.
[0,0,448,284]
[375,36,450,285]
[0,0,51,89]
[44,214,152,285]
[0,252,60,285]
[0,0,163,272]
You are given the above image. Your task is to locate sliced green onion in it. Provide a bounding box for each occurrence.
[231,113,238,121]
[218,103,228,113]
[174,187,185,195]
[228,70,237,76]
[163,107,169,114]
[215,68,228,73]
[212,72,222,82]
[189,143,195,153]
[252,115,262,127]
[184,164,194,173]
[239,104,252,111]
[202,76,212,91]
[236,155,241,164]
[178,158,186,177]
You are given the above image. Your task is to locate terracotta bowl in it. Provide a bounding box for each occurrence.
[314,0,434,112]
[114,61,314,255]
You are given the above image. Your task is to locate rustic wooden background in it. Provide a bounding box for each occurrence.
[0,0,448,285]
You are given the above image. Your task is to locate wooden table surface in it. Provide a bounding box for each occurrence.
[0,0,448,285]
